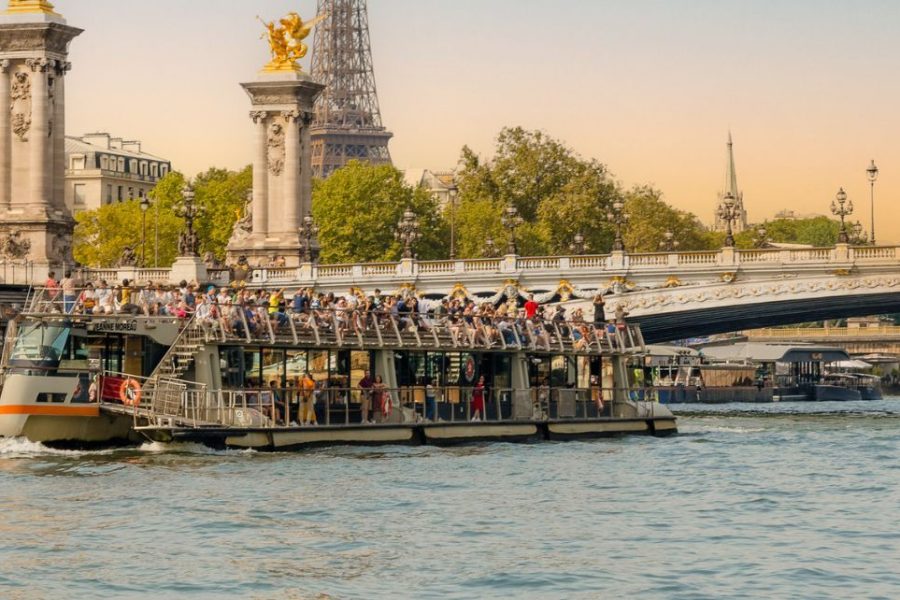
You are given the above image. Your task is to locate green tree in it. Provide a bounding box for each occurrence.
[455,127,620,257]
[73,167,252,267]
[312,161,448,263]
[734,216,840,248]
[623,186,718,252]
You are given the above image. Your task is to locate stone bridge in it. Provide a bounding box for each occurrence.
[69,243,900,343]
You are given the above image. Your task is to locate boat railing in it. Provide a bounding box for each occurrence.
[205,306,645,355]
[142,385,642,429]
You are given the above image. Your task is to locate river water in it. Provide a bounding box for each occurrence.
[0,400,898,599]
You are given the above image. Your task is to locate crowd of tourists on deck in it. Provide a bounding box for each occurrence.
[38,272,626,350]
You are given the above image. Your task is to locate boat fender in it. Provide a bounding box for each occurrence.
[119,378,142,406]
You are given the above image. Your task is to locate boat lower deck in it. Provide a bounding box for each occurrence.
[134,416,677,451]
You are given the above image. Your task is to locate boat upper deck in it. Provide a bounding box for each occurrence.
[20,286,645,355]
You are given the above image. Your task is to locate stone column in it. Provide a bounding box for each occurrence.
[282,109,300,234]
[52,61,69,213]
[0,60,10,212]
[26,58,50,211]
[250,110,268,238]
[299,111,313,218]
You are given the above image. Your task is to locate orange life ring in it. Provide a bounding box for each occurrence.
[119,378,142,406]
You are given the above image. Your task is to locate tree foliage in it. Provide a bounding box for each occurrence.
[73,167,251,267]
[733,216,841,248]
[623,186,719,252]
[312,161,448,263]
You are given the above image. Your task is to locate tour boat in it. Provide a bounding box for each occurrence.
[0,287,676,450]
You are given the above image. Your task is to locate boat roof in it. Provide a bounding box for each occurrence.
[700,342,849,363]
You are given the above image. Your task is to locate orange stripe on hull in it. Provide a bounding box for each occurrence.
[0,405,100,417]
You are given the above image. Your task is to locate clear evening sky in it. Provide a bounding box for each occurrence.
[60,1,899,241]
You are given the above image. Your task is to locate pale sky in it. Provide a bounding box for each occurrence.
[59,0,900,241]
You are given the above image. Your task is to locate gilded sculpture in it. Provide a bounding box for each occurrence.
[257,11,327,72]
[6,0,58,15]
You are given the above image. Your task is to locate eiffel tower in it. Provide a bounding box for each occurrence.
[309,0,393,178]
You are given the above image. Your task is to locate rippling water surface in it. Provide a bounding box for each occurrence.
[1,400,898,599]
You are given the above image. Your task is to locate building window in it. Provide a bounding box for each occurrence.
[150,163,158,178]
[140,162,148,176]
[100,155,109,170]
[129,159,137,173]
[117,186,123,202]
[118,157,125,172]
[71,156,85,170]
[73,184,86,205]
[138,189,144,199]
[106,184,112,204]
[161,164,169,177]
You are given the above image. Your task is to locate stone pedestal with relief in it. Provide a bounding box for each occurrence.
[0,1,81,281]
[226,71,325,268]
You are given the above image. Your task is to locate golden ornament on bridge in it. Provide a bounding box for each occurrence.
[257,11,327,73]
[6,0,58,15]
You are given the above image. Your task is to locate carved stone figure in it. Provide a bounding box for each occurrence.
[1,231,31,260]
[203,251,223,269]
[10,71,31,141]
[118,246,137,267]
[267,122,285,176]
[230,255,251,285]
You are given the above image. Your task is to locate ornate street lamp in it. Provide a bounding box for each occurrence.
[139,195,150,267]
[752,221,771,249]
[658,229,679,252]
[866,160,878,244]
[830,187,853,244]
[395,206,420,259]
[607,198,627,252]
[849,220,867,246]
[482,236,499,258]
[176,183,205,257]
[569,231,588,255]
[298,211,319,263]
[717,193,739,248]
[447,183,459,259]
[501,202,523,255]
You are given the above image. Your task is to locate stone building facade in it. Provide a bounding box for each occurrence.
[64,132,171,213]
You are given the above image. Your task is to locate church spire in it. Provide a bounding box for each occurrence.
[714,132,748,233]
[725,131,739,199]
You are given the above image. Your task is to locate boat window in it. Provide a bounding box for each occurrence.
[285,349,308,384]
[35,392,67,403]
[262,348,285,387]
[9,323,70,368]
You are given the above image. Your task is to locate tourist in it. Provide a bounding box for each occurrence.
[471,375,486,421]
[358,369,374,424]
[524,294,539,319]
[300,371,317,425]
[60,271,77,314]
[373,374,389,423]
[592,294,606,329]
[78,282,96,315]
[425,376,437,422]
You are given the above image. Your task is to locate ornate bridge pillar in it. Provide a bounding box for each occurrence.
[226,71,324,268]
[0,2,81,281]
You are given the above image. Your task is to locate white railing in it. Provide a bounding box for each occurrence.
[74,244,900,290]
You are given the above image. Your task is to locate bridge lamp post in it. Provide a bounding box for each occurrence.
[139,195,150,267]
[501,202,524,255]
[608,199,627,252]
[658,229,679,252]
[866,160,878,244]
[850,221,866,246]
[830,187,853,244]
[395,206,420,259]
[298,212,319,263]
[176,184,204,257]
[752,222,771,249]
[482,236,499,258]
[717,193,738,248]
[447,183,459,259]
[569,231,588,255]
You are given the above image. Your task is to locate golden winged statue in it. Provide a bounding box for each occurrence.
[258,11,328,72]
